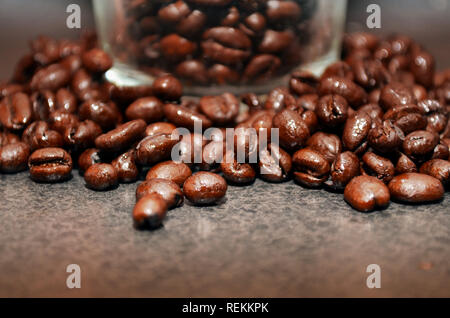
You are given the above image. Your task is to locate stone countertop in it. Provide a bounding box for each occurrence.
[0,0,450,297]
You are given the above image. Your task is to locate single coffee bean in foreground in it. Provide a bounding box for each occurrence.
[133,193,168,230]
[388,173,444,203]
[146,160,192,187]
[344,175,390,212]
[84,163,118,190]
[183,172,227,205]
[28,147,72,182]
[136,179,184,209]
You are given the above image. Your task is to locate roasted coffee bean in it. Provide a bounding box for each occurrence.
[54,88,77,114]
[221,153,256,184]
[79,100,121,131]
[242,54,280,83]
[351,58,390,89]
[395,153,417,174]
[265,87,296,112]
[71,68,93,98]
[292,148,330,187]
[0,83,24,99]
[78,148,102,172]
[432,142,449,160]
[112,150,139,183]
[30,63,71,91]
[160,33,197,62]
[316,94,349,128]
[133,193,168,230]
[0,92,32,130]
[296,94,318,112]
[344,175,390,212]
[410,50,435,88]
[183,171,227,205]
[136,179,183,209]
[328,151,360,190]
[0,142,30,173]
[321,61,354,82]
[29,36,60,65]
[84,163,118,190]
[30,90,56,121]
[342,111,372,152]
[239,12,266,37]
[152,75,183,102]
[199,93,239,125]
[82,48,113,73]
[344,32,379,52]
[266,0,301,23]
[420,159,450,186]
[258,29,294,54]
[95,119,146,153]
[358,103,383,123]
[146,160,192,187]
[22,121,63,151]
[202,27,251,65]
[379,82,416,111]
[252,111,273,140]
[0,131,20,147]
[362,152,395,184]
[48,110,79,134]
[28,147,72,182]
[233,126,259,161]
[109,84,154,104]
[318,76,367,107]
[306,132,342,164]
[63,120,102,152]
[208,64,240,84]
[158,1,190,25]
[427,113,448,134]
[136,133,179,166]
[145,122,177,137]
[289,70,318,96]
[403,130,439,159]
[175,60,208,84]
[383,104,427,135]
[200,140,225,171]
[163,103,212,130]
[272,109,310,151]
[175,132,208,164]
[367,120,404,153]
[388,173,444,203]
[258,143,292,182]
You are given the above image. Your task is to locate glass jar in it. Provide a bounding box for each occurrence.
[94,0,347,95]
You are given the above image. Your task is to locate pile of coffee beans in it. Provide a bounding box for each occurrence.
[0,31,449,231]
[111,0,333,85]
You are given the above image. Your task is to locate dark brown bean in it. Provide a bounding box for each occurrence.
[30,63,71,91]
[146,160,192,187]
[342,111,372,151]
[84,163,118,190]
[79,100,121,131]
[152,74,183,102]
[199,93,239,125]
[184,171,227,205]
[292,148,330,187]
[136,133,179,166]
[22,121,63,151]
[220,153,256,184]
[0,142,30,173]
[28,147,72,182]
[379,82,416,111]
[125,97,164,123]
[111,150,139,183]
[395,153,417,174]
[163,103,212,130]
[258,143,292,183]
[78,148,102,172]
[318,76,367,107]
[388,173,444,203]
[0,92,32,131]
[136,179,184,209]
[367,120,404,153]
[316,94,349,128]
[82,48,113,73]
[344,175,390,212]
[272,109,310,151]
[403,130,439,159]
[265,87,296,113]
[63,120,102,153]
[95,119,146,153]
[328,151,360,190]
[362,152,395,184]
[420,159,450,186]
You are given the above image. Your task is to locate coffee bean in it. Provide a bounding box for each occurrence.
[395,153,417,174]
[208,64,240,84]
[432,142,450,160]
[63,120,102,153]
[146,160,192,187]
[410,50,435,88]
[111,150,139,183]
[22,121,63,151]
[48,110,80,134]
[160,34,197,62]
[342,111,372,151]
[420,159,450,186]
[221,153,256,184]
[258,143,292,182]
[379,82,416,111]
[265,87,296,113]
[78,148,102,172]
[318,76,367,107]
[362,151,395,184]
[82,48,113,73]
[202,27,251,65]
[0,92,32,131]
[266,1,301,23]
[0,142,30,173]
[316,94,349,128]
[136,179,183,209]
[95,119,146,153]
[136,133,179,166]
[125,97,164,124]
[30,63,71,91]
[199,93,240,125]
[0,131,20,148]
[175,60,208,84]
[367,120,404,153]
[258,29,294,54]
[383,104,427,135]
[79,100,121,131]
[306,132,342,164]
[145,122,177,137]
[200,140,225,171]
[243,54,281,83]
[28,147,72,182]
[403,130,439,160]
[388,173,444,203]
[328,151,360,190]
[289,70,318,96]
[84,163,118,190]
[344,175,390,212]
[133,193,168,230]
[272,109,310,151]
[292,148,330,187]
[163,103,212,130]
[30,90,56,121]
[184,171,227,205]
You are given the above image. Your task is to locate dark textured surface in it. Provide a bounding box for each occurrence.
[0,0,450,297]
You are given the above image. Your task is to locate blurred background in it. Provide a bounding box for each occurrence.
[0,0,449,80]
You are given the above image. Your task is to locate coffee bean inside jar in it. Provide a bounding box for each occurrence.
[93,0,347,94]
